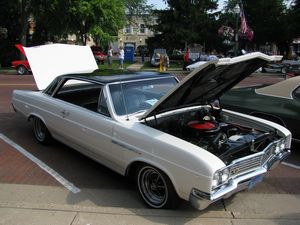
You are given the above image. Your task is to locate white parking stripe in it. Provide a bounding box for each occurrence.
[281,162,300,170]
[0,133,81,194]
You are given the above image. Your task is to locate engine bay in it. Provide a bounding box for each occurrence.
[144,105,278,165]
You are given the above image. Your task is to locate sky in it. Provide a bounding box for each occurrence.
[146,0,168,10]
[146,0,226,10]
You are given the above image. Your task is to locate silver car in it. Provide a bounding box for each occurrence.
[12,45,291,210]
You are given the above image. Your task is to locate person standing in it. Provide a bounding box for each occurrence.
[107,45,113,69]
[183,48,189,70]
[163,55,169,71]
[118,46,124,69]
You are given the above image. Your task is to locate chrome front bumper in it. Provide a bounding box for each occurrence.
[189,148,290,210]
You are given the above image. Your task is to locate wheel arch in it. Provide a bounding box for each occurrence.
[28,113,49,129]
[125,159,181,197]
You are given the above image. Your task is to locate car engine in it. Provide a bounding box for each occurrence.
[144,105,278,165]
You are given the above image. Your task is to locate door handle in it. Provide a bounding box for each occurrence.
[61,110,70,118]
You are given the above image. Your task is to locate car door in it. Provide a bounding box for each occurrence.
[43,78,122,169]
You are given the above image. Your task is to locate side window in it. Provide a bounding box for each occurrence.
[44,78,60,95]
[98,90,110,117]
[293,86,300,99]
[54,78,102,112]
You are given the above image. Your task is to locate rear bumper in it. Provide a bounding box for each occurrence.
[189,149,290,210]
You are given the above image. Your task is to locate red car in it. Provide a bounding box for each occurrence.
[11,44,31,75]
[91,46,106,64]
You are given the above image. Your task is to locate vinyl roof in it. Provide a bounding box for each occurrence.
[255,76,300,99]
[63,71,175,84]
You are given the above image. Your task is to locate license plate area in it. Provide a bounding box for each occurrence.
[248,174,264,189]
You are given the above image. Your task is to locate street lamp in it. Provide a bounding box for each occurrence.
[233,3,240,56]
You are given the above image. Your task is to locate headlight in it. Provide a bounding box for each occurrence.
[212,168,230,190]
[275,139,286,154]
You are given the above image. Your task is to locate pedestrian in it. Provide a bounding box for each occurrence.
[159,54,164,72]
[163,55,169,71]
[118,46,124,69]
[183,48,189,70]
[141,46,145,63]
[107,45,113,69]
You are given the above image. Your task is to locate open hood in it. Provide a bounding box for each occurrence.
[141,52,282,120]
[22,44,98,90]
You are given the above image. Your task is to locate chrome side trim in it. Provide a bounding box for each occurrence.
[112,139,141,155]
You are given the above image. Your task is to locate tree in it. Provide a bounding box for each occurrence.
[24,0,130,47]
[0,0,29,65]
[147,0,218,52]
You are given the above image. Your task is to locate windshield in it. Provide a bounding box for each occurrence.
[109,77,178,115]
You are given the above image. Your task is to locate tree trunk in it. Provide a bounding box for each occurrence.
[19,0,29,59]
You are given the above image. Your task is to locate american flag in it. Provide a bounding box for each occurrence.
[239,2,254,41]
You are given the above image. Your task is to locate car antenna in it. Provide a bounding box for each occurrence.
[119,76,129,121]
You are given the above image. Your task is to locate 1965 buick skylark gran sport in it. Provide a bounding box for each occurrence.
[12,44,291,210]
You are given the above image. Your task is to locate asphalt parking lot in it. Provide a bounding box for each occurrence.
[0,73,300,224]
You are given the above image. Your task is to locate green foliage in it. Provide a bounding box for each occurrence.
[66,0,126,45]
[147,0,219,52]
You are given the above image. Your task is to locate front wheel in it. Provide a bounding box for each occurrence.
[136,164,180,209]
[33,117,52,144]
[281,67,287,74]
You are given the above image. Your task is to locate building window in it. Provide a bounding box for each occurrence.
[140,24,145,34]
[125,25,131,34]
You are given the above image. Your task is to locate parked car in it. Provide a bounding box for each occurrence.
[12,45,291,210]
[261,62,287,74]
[282,60,300,75]
[11,44,31,75]
[151,48,168,66]
[186,61,207,71]
[221,76,300,141]
[260,60,300,75]
[91,46,106,64]
[169,49,184,61]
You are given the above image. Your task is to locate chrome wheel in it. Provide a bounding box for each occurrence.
[281,67,287,74]
[33,117,51,144]
[137,166,168,208]
[17,65,27,75]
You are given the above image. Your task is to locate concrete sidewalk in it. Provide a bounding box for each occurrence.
[127,62,145,71]
[0,183,299,225]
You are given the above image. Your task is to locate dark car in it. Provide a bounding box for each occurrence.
[221,76,300,141]
[261,60,300,75]
[282,60,300,75]
[261,62,287,74]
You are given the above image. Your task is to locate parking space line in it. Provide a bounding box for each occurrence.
[281,162,300,170]
[0,133,81,194]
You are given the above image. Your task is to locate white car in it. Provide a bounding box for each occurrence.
[186,61,207,71]
[12,45,291,210]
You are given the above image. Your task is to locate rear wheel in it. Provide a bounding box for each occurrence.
[136,164,180,209]
[33,117,52,144]
[17,65,27,75]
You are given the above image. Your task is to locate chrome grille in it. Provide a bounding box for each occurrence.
[228,140,279,177]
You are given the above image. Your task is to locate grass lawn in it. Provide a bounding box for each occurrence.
[0,67,16,75]
[90,60,136,75]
